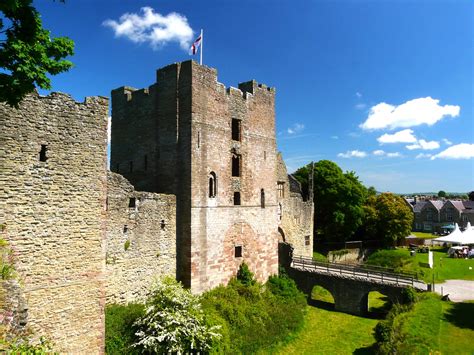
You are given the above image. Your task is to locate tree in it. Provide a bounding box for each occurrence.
[438,190,447,198]
[133,277,221,353]
[294,160,367,241]
[363,193,413,247]
[0,0,74,107]
[469,191,474,201]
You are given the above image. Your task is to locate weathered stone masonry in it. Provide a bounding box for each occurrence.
[111,61,283,293]
[0,92,109,353]
[106,172,176,304]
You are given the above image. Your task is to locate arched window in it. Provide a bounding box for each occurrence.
[209,172,217,198]
[260,189,265,208]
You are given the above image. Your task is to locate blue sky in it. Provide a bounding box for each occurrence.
[34,0,473,193]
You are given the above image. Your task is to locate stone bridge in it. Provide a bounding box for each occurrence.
[287,254,427,316]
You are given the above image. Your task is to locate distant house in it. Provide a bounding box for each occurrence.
[411,199,474,232]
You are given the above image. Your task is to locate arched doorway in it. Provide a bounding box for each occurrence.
[278,228,292,269]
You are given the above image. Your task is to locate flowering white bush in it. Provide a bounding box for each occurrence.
[133,277,221,353]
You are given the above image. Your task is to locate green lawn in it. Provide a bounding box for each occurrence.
[273,305,378,354]
[439,301,474,355]
[407,248,474,283]
[366,248,474,283]
[312,251,327,262]
[411,231,436,239]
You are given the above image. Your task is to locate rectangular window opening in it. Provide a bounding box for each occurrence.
[128,197,136,208]
[277,182,285,198]
[39,144,48,162]
[233,192,241,205]
[232,119,241,141]
[235,245,242,258]
[232,155,241,177]
[305,235,310,246]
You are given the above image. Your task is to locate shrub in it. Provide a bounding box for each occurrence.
[133,277,221,354]
[201,272,306,353]
[236,262,255,286]
[105,303,144,355]
[0,337,55,354]
[365,249,421,275]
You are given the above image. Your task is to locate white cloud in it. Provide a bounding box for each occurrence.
[331,135,339,140]
[287,123,305,135]
[416,153,432,159]
[103,7,194,50]
[430,143,474,160]
[338,150,367,158]
[377,129,417,144]
[355,103,367,110]
[360,97,460,130]
[356,92,362,98]
[386,152,402,158]
[406,139,440,150]
[442,138,453,146]
[373,150,385,156]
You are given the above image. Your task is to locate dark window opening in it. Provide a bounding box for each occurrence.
[105,198,108,211]
[129,161,133,173]
[260,189,265,208]
[197,131,201,148]
[129,197,136,208]
[39,145,47,162]
[264,151,266,160]
[144,155,148,171]
[234,192,241,205]
[116,163,120,173]
[232,154,241,177]
[235,245,242,258]
[232,119,241,141]
[305,235,310,246]
[123,225,128,233]
[209,172,217,198]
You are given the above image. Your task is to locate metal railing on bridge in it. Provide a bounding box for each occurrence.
[292,255,421,288]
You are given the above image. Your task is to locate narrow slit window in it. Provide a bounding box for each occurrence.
[305,235,310,246]
[144,155,148,171]
[235,245,242,258]
[197,131,201,148]
[128,197,136,208]
[233,192,241,205]
[129,161,133,173]
[260,189,265,208]
[39,145,48,162]
[232,154,241,177]
[232,119,241,141]
[209,172,217,198]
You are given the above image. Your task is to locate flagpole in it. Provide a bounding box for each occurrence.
[200,29,203,65]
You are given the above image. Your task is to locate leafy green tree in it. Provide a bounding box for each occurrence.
[133,277,221,353]
[438,190,447,198]
[469,191,474,201]
[294,160,367,241]
[0,0,74,107]
[363,193,414,246]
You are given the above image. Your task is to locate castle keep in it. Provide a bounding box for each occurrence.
[1,60,313,352]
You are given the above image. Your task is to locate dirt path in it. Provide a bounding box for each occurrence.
[435,280,474,302]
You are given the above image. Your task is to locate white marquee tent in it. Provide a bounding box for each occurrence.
[434,223,474,245]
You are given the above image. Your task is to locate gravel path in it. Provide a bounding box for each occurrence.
[434,280,474,302]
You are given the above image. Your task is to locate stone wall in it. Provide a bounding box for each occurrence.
[0,92,108,353]
[276,154,314,257]
[106,172,176,304]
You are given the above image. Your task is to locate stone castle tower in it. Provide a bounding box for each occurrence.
[111,60,279,292]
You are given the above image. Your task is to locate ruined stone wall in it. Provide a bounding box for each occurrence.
[106,172,176,304]
[0,92,108,353]
[276,154,314,257]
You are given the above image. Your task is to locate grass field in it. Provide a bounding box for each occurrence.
[274,305,378,354]
[439,301,474,355]
[403,248,474,283]
[411,231,436,239]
